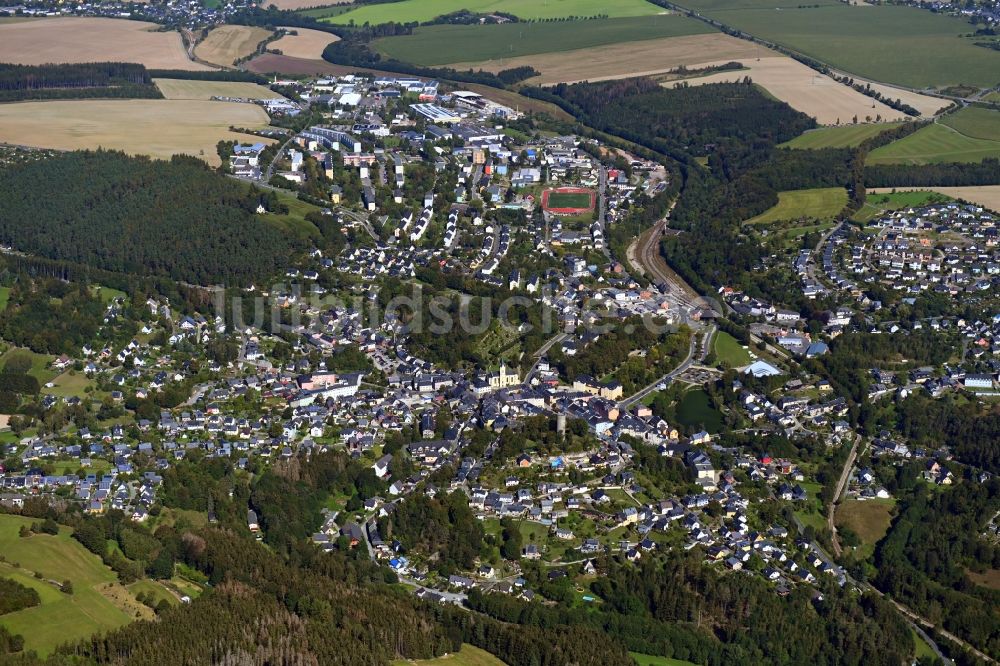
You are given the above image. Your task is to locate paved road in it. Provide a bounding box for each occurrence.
[618,324,712,408]
[524,332,569,382]
[828,438,861,558]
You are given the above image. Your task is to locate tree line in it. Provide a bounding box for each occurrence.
[0,62,161,102]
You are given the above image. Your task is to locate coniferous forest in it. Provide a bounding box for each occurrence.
[0,150,296,286]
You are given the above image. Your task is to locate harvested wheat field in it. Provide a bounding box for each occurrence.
[0,17,211,70]
[154,78,285,100]
[868,186,1000,212]
[0,99,272,167]
[861,81,950,117]
[448,33,764,85]
[674,57,908,125]
[196,25,273,67]
[270,27,340,60]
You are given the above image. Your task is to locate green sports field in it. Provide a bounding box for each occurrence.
[670,1,1000,89]
[327,0,663,25]
[868,108,1000,164]
[372,15,713,66]
[746,187,848,224]
[546,190,594,209]
[781,123,903,150]
[0,515,133,655]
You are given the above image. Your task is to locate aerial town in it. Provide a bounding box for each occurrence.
[0,0,999,663]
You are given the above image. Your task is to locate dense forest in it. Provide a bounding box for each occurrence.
[378,491,485,573]
[0,62,161,101]
[531,78,816,160]
[0,577,41,616]
[468,550,916,666]
[0,150,296,286]
[894,393,1000,474]
[864,159,1000,187]
[0,279,137,355]
[873,478,1000,657]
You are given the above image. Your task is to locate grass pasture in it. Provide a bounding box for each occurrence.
[835,498,894,558]
[868,122,1000,165]
[668,2,1000,89]
[712,331,751,368]
[940,106,1000,141]
[154,78,285,100]
[391,644,506,666]
[328,0,663,25]
[196,24,273,67]
[0,99,273,167]
[746,188,847,225]
[782,122,904,149]
[0,17,212,70]
[853,189,955,223]
[0,515,134,655]
[373,15,713,67]
[630,652,700,666]
[863,186,1000,214]
[0,347,57,385]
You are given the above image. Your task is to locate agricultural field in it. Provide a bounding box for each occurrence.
[195,24,273,67]
[391,644,506,666]
[269,27,340,59]
[373,15,713,67]
[712,331,751,367]
[453,33,763,85]
[0,515,135,655]
[0,17,212,70]
[0,99,273,167]
[272,0,347,8]
[327,0,663,25]
[676,57,909,125]
[669,2,1000,90]
[154,78,286,100]
[746,187,848,225]
[782,122,904,149]
[868,110,1000,165]
[854,189,955,223]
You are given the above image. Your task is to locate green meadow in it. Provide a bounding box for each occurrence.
[781,123,903,150]
[328,0,662,25]
[372,15,713,66]
[0,515,133,655]
[670,1,1000,89]
[746,188,848,224]
[869,108,1000,164]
